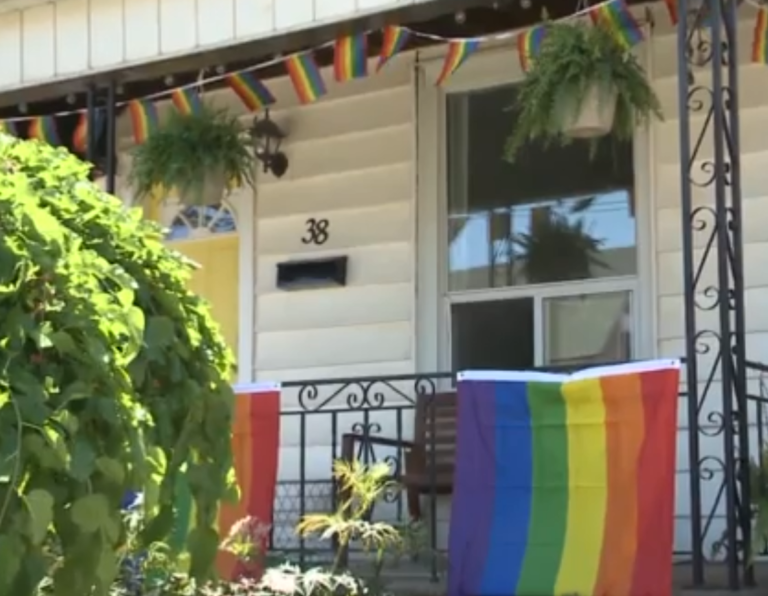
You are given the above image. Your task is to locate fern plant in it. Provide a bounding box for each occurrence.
[129,105,253,206]
[505,21,662,161]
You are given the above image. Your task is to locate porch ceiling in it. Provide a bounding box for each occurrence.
[0,0,651,114]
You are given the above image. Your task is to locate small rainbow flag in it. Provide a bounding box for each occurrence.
[334,33,368,82]
[517,25,546,72]
[286,52,327,105]
[128,99,159,144]
[753,7,768,65]
[171,88,203,115]
[171,383,280,581]
[0,120,18,136]
[227,72,275,112]
[663,0,678,25]
[28,116,61,145]
[590,0,644,49]
[449,360,681,596]
[436,39,480,86]
[378,25,410,72]
[72,108,105,153]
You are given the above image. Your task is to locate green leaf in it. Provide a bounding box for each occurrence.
[187,526,220,581]
[50,330,78,355]
[25,488,54,545]
[95,456,125,485]
[145,315,176,347]
[0,534,22,594]
[71,493,109,533]
[69,436,96,481]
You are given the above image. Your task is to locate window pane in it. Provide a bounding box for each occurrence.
[446,84,636,291]
[451,298,534,371]
[543,291,632,367]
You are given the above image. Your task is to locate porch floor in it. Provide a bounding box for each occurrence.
[347,559,768,595]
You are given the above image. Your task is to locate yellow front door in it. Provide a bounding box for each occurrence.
[169,234,239,365]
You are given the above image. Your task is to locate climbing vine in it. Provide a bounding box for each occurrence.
[0,135,237,596]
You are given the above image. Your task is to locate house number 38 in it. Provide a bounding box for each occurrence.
[301,218,330,245]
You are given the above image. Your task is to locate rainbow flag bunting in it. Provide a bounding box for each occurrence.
[436,39,480,86]
[517,25,546,72]
[227,72,275,112]
[72,108,105,153]
[662,0,678,25]
[334,33,368,82]
[0,120,18,136]
[171,383,280,580]
[448,359,681,596]
[28,116,61,145]
[377,25,410,71]
[753,7,768,65]
[171,88,203,115]
[286,52,327,105]
[128,99,159,144]
[589,0,644,49]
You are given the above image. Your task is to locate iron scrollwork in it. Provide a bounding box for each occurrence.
[677,0,751,588]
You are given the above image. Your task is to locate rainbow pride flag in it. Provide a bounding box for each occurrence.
[753,7,768,65]
[28,116,61,145]
[589,0,644,49]
[0,120,18,136]
[517,25,545,72]
[378,25,410,71]
[334,33,367,82]
[286,52,326,104]
[227,72,275,111]
[448,359,680,596]
[171,383,280,580]
[171,88,203,115]
[436,39,480,86]
[128,100,159,144]
[72,108,105,153]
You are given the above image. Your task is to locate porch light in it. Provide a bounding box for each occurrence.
[249,109,288,178]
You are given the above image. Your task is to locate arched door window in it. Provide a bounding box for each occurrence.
[164,202,237,241]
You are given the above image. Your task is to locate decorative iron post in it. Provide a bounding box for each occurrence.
[675,0,751,588]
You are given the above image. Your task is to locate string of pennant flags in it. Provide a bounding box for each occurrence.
[0,0,766,149]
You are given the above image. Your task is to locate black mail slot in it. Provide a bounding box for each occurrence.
[276,256,348,290]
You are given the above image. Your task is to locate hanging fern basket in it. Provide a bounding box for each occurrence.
[175,167,229,206]
[557,80,618,139]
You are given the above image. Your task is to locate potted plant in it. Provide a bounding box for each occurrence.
[505,21,662,161]
[129,104,254,206]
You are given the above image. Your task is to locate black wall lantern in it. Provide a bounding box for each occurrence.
[250,109,288,178]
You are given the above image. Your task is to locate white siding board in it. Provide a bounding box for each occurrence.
[21,3,54,82]
[233,0,274,39]
[124,0,160,61]
[54,0,89,76]
[274,0,313,30]
[89,0,125,69]
[256,243,413,294]
[159,0,197,55]
[0,10,21,88]
[196,0,235,47]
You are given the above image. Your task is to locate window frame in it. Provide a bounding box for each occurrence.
[415,28,657,373]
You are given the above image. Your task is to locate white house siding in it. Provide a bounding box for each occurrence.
[650,14,768,555]
[0,0,440,94]
[250,58,417,549]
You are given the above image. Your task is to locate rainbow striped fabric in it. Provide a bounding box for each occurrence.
[171,383,280,580]
[128,100,159,144]
[0,120,18,136]
[436,39,480,86]
[753,7,768,65]
[334,33,368,82]
[171,88,203,115]
[663,0,678,25]
[72,109,104,153]
[448,360,680,596]
[28,116,60,145]
[286,52,327,104]
[227,72,275,111]
[378,26,410,71]
[589,0,644,49]
[517,25,545,72]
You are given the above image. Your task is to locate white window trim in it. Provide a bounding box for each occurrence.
[415,27,658,373]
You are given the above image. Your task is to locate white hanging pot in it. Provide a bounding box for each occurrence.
[558,80,618,139]
[177,167,228,206]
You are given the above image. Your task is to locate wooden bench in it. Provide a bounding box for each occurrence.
[340,391,457,520]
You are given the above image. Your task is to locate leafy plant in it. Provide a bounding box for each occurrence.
[129,105,254,205]
[505,21,662,161]
[514,199,607,283]
[0,135,236,596]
